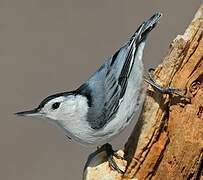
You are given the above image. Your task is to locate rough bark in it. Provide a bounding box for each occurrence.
[84,4,203,180]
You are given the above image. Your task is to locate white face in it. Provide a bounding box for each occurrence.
[40,95,78,121]
[39,96,65,120]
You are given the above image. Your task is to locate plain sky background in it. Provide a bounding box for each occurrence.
[0,1,202,179]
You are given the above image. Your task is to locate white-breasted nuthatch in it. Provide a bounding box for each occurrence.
[16,12,168,172]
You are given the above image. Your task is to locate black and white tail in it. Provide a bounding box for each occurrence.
[131,12,162,45]
[117,12,162,99]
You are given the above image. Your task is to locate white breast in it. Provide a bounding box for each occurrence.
[55,95,97,145]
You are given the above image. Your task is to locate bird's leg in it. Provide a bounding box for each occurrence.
[99,143,124,174]
[144,68,186,97]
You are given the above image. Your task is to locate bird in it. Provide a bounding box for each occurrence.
[16,12,163,172]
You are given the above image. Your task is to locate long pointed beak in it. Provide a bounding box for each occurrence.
[15,109,42,117]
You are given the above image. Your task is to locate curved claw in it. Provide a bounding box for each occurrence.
[145,68,187,98]
[101,143,124,174]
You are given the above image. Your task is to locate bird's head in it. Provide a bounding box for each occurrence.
[15,92,85,121]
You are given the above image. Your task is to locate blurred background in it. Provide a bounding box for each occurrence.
[0,0,202,179]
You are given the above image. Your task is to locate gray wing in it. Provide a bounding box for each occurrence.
[81,13,161,130]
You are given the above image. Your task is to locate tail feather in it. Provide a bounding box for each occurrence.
[132,12,162,44]
[117,12,162,98]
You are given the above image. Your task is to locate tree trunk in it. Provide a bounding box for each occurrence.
[84,4,203,180]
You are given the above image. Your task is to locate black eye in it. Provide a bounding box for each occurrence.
[52,102,60,110]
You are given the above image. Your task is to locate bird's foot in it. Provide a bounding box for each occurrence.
[99,143,124,174]
[145,68,186,97]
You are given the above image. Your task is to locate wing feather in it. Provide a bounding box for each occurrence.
[84,13,161,130]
